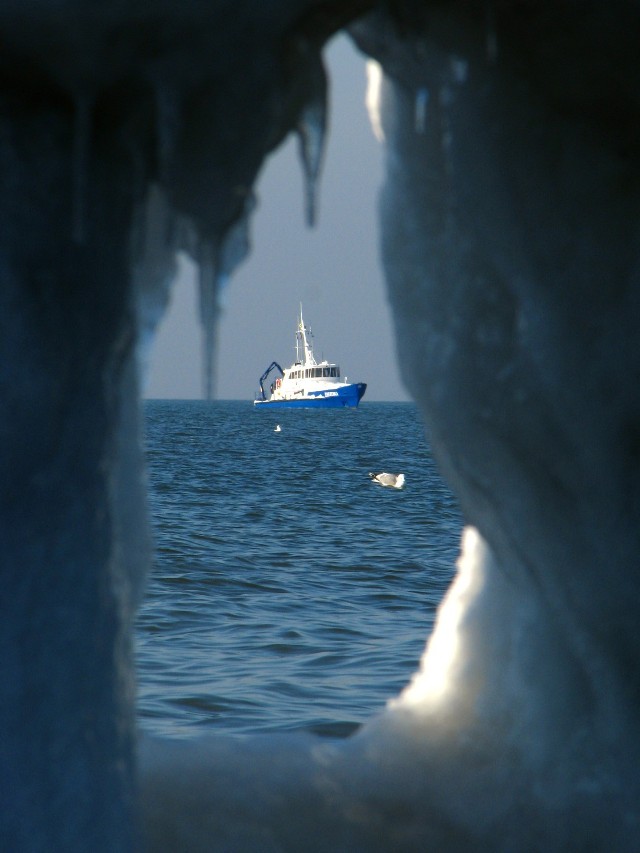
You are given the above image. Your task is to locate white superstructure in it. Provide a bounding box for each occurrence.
[254,307,366,409]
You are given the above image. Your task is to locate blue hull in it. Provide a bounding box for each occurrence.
[255,383,366,409]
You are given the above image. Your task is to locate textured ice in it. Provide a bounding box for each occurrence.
[2,1,640,851]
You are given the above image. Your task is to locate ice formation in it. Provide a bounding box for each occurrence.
[296,68,328,228]
[197,241,219,401]
[413,87,429,134]
[365,60,385,142]
[2,1,640,851]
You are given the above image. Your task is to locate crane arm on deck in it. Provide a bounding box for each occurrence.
[257,361,284,400]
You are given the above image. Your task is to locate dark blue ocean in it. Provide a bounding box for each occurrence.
[137,400,463,739]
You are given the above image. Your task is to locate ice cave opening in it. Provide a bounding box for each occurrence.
[2,3,639,851]
[137,33,431,748]
[144,34,402,407]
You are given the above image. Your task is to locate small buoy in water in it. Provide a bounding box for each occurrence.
[368,471,405,489]
[274,424,282,432]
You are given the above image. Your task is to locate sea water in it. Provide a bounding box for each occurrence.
[137,400,463,739]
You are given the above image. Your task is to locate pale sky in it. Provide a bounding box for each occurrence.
[144,35,410,402]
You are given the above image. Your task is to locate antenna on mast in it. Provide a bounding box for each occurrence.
[296,302,316,366]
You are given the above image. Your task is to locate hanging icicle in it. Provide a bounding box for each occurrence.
[198,240,218,401]
[295,59,328,228]
[366,60,385,143]
[197,193,255,400]
[132,184,180,390]
[71,95,93,244]
[216,192,255,293]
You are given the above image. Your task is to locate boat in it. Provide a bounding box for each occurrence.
[254,308,367,409]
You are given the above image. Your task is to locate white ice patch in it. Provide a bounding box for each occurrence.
[366,60,385,142]
[392,526,483,708]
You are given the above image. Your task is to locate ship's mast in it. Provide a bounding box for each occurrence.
[296,304,316,366]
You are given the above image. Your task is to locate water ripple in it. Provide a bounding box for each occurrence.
[137,401,463,738]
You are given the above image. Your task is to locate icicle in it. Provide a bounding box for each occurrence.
[414,88,429,134]
[295,61,328,228]
[198,241,218,401]
[132,184,179,391]
[196,193,255,399]
[216,192,255,293]
[71,95,93,244]
[366,60,385,143]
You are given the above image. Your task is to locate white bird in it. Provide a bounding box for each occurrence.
[368,472,405,489]
[274,424,281,432]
